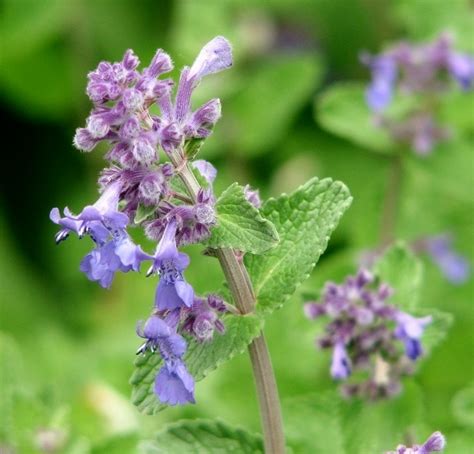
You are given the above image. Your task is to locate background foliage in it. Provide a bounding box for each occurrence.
[1,0,473,452]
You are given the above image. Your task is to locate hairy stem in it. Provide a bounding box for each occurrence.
[169,150,285,453]
[379,153,403,246]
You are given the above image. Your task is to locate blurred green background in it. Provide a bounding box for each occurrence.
[1,0,473,452]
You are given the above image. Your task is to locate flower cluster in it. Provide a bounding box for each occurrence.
[362,33,474,154]
[50,37,232,405]
[386,431,446,454]
[304,269,432,399]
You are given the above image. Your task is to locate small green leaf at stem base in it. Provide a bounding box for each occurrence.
[207,183,279,255]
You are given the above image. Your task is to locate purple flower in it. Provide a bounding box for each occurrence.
[182,294,227,342]
[304,269,432,399]
[394,312,432,360]
[157,36,232,150]
[362,34,474,155]
[188,36,233,81]
[192,160,217,185]
[149,220,194,310]
[51,182,150,287]
[155,359,195,405]
[448,52,474,89]
[330,343,352,380]
[385,431,446,453]
[137,315,195,405]
[422,432,446,452]
[244,184,262,209]
[50,181,128,241]
[424,235,470,284]
[363,54,397,112]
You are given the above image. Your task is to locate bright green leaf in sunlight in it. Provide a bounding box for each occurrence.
[130,314,263,414]
[141,419,263,453]
[207,183,279,254]
[245,177,352,315]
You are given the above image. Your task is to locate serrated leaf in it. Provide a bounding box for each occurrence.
[134,204,156,224]
[130,314,263,414]
[207,183,279,254]
[140,419,263,453]
[245,177,352,315]
[373,243,423,312]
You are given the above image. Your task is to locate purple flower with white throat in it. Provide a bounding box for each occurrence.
[448,52,474,89]
[331,343,352,380]
[155,359,195,406]
[136,314,195,405]
[50,181,128,240]
[394,312,432,360]
[148,220,194,311]
[51,181,150,287]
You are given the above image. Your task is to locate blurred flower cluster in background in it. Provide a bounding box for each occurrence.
[1,0,473,452]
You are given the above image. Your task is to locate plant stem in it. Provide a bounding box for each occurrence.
[379,153,403,246]
[169,150,286,453]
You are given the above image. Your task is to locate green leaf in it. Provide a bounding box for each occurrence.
[284,392,346,454]
[245,177,352,315]
[316,83,394,152]
[141,419,263,453]
[91,434,139,454]
[373,243,423,312]
[224,54,322,155]
[284,385,425,454]
[134,204,156,224]
[196,54,323,157]
[451,384,474,428]
[393,0,474,53]
[184,137,206,159]
[207,183,279,254]
[130,314,263,414]
[342,382,425,453]
[420,309,453,356]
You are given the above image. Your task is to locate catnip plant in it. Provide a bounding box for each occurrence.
[362,33,474,155]
[50,36,353,452]
[304,268,431,400]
